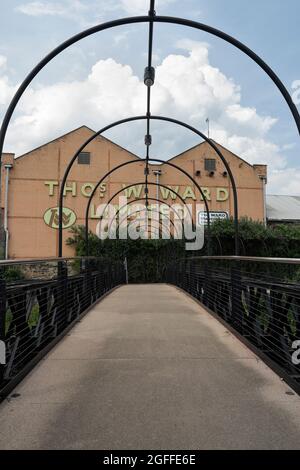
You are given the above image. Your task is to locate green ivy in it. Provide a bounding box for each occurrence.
[66,219,300,283]
[0,266,25,281]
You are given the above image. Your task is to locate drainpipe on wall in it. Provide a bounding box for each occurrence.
[260,175,267,227]
[4,164,12,259]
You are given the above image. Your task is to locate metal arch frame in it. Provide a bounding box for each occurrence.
[0,10,298,257]
[131,224,174,239]
[144,0,155,205]
[104,197,188,249]
[109,198,186,234]
[57,114,238,256]
[97,181,195,233]
[1,12,299,160]
[107,198,187,239]
[115,208,180,239]
[118,218,176,240]
[84,157,211,256]
[128,223,174,240]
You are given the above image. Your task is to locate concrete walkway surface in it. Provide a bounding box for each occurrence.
[0,284,300,450]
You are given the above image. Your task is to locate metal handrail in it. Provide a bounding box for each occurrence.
[179,256,300,265]
[0,256,98,266]
[3,255,300,267]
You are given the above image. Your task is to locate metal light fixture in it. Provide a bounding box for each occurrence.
[145,134,152,146]
[144,66,155,86]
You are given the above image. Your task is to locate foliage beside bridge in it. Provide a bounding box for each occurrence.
[66,220,300,283]
[210,218,300,257]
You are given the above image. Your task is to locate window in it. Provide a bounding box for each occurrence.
[204,158,216,172]
[78,152,91,165]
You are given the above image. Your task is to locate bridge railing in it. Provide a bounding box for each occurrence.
[166,256,300,393]
[0,257,125,398]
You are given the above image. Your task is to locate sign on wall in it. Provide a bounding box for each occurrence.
[43,207,77,229]
[198,211,229,225]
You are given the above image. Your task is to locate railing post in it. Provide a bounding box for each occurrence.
[181,260,186,289]
[0,278,7,385]
[190,261,195,296]
[79,257,85,274]
[58,261,68,330]
[203,259,210,308]
[230,262,243,332]
[108,264,112,291]
[85,258,92,308]
[124,257,129,284]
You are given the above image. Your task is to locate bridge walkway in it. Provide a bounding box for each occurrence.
[0,284,300,449]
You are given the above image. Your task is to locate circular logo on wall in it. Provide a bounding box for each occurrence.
[43,207,76,229]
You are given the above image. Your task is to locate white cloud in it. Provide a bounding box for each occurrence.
[16,1,89,22]
[0,55,17,106]
[0,55,7,69]
[267,168,300,195]
[119,0,175,15]
[0,40,298,194]
[282,142,296,151]
[15,0,109,27]
[225,104,277,134]
[113,31,130,45]
[17,1,71,16]
[15,0,176,25]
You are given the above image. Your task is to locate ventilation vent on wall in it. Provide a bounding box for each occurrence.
[204,158,216,172]
[78,152,91,165]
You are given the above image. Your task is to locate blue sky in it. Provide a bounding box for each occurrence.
[0,0,299,194]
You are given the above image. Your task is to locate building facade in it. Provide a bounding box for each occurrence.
[1,126,267,259]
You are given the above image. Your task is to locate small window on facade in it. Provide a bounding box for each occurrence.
[204,158,216,172]
[78,152,91,165]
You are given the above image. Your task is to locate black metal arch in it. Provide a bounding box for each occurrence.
[97,181,195,233]
[84,157,211,256]
[115,208,180,239]
[57,114,238,256]
[0,6,298,260]
[1,10,299,164]
[126,223,175,240]
[109,199,186,238]
[102,187,188,242]
[104,197,190,252]
[116,214,177,240]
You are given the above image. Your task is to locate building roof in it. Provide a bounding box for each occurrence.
[12,125,264,171]
[266,195,300,221]
[16,125,143,161]
[168,139,258,169]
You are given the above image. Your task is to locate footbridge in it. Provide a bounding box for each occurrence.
[0,258,300,450]
[0,0,300,452]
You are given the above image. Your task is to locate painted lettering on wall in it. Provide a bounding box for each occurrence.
[44,181,107,198]
[44,181,229,202]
